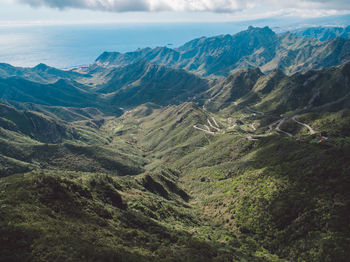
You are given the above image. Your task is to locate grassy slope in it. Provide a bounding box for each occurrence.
[98,60,210,108]
[0,169,262,262]
[100,93,350,261]
[0,102,279,261]
[0,104,147,178]
[1,64,350,261]
[179,129,350,261]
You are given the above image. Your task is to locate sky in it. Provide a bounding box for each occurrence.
[0,0,350,25]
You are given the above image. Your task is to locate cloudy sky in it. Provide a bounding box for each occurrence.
[0,0,350,25]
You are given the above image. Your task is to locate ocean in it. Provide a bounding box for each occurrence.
[1,14,349,69]
[0,23,249,69]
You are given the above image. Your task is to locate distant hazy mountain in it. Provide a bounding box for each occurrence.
[93,26,350,77]
[292,26,350,41]
[0,63,91,84]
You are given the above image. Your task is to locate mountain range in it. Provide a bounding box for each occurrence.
[91,26,350,77]
[292,25,350,41]
[1,26,350,262]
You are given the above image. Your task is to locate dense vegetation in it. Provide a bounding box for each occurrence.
[1,26,350,261]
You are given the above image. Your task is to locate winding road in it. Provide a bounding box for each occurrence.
[292,116,316,135]
[268,119,282,132]
[194,104,316,140]
[193,125,215,135]
[211,117,220,129]
[246,107,264,115]
[275,118,293,137]
[207,118,221,132]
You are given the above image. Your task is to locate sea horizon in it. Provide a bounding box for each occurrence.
[0,22,249,69]
[1,14,350,69]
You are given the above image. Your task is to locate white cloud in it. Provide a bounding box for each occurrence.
[14,0,350,13]
[14,0,249,12]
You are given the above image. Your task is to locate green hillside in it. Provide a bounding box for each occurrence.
[1,26,350,261]
[98,60,211,107]
[0,77,102,108]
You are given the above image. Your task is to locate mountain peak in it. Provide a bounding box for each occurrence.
[33,63,50,71]
[245,25,274,35]
[95,51,121,63]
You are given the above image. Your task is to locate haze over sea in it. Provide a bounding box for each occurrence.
[0,23,246,68]
[1,15,350,69]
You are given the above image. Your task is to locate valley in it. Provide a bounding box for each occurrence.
[1,26,350,262]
